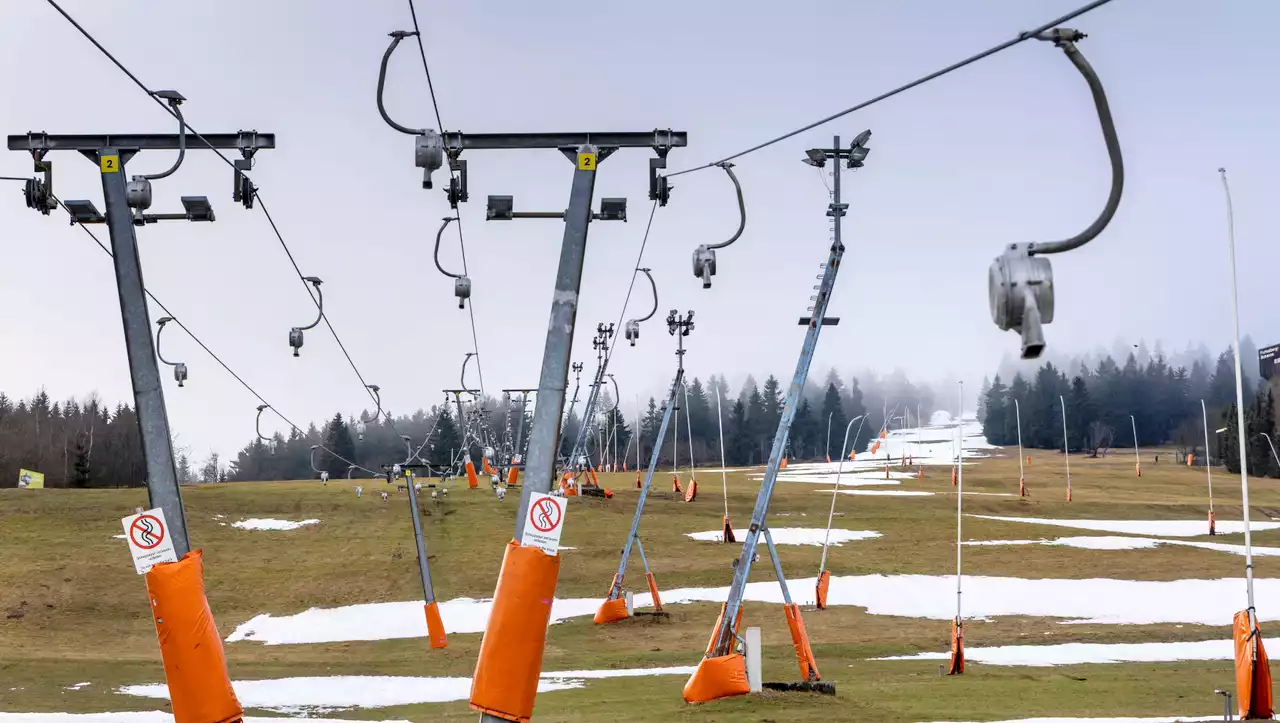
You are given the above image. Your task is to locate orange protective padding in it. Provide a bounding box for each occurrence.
[594,596,630,624]
[645,571,665,611]
[781,457,788,468]
[682,653,750,704]
[635,472,642,489]
[672,473,682,493]
[424,601,447,649]
[1066,487,1072,502]
[466,460,479,489]
[623,463,628,472]
[815,570,831,610]
[885,465,890,480]
[871,441,881,455]
[469,540,561,722]
[703,602,744,655]
[848,450,856,461]
[783,602,821,681]
[948,618,965,675]
[144,550,243,723]
[1234,609,1274,719]
[951,467,956,485]
[1210,510,1218,536]
[1188,453,1194,466]
[722,516,736,544]
[507,467,521,487]
[482,458,495,476]
[604,488,614,499]
[1026,455,1031,465]
[1019,477,1027,497]
[587,466,600,487]
[1136,462,1142,478]
[917,467,924,480]
[684,479,698,502]
[825,455,831,463]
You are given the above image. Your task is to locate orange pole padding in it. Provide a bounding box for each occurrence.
[722,516,736,544]
[783,602,821,681]
[604,488,614,499]
[885,464,890,480]
[635,471,642,489]
[848,450,856,461]
[594,573,630,624]
[424,601,447,649]
[1026,455,1031,466]
[646,571,664,613]
[947,618,965,675]
[825,455,831,463]
[559,472,573,495]
[587,466,600,488]
[1187,453,1194,466]
[623,462,628,472]
[469,540,561,722]
[1136,462,1142,478]
[951,467,957,485]
[1019,477,1027,498]
[684,478,698,502]
[466,460,479,489]
[1235,609,1274,719]
[682,653,750,704]
[507,467,521,487]
[781,457,788,468]
[704,602,745,655]
[482,458,495,476]
[871,442,880,455]
[144,550,243,723]
[917,467,924,480]
[815,570,831,610]
[1066,487,1072,502]
[672,473,682,493]
[1210,510,1218,536]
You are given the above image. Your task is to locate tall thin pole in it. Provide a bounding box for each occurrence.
[1202,398,1214,512]
[716,389,730,522]
[1015,399,1025,482]
[636,395,642,473]
[826,412,832,461]
[1060,394,1071,501]
[1130,414,1141,476]
[682,381,696,479]
[820,415,864,575]
[1220,167,1256,621]
[956,382,964,621]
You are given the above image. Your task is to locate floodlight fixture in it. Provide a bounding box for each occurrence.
[597,197,627,221]
[487,195,514,221]
[803,149,827,167]
[181,196,215,222]
[63,199,105,224]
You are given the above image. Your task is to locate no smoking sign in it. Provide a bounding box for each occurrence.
[121,507,179,574]
[521,492,566,556]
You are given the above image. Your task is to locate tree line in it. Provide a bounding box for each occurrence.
[979,348,1280,477]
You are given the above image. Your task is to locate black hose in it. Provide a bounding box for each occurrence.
[706,163,746,250]
[1028,39,1123,255]
[377,32,426,136]
[637,268,658,322]
[434,217,461,278]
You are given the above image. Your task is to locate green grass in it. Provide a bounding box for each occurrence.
[1,447,1275,721]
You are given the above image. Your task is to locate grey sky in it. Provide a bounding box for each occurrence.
[2,0,1277,462]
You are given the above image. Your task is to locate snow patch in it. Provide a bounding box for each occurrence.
[920,717,1218,723]
[876,637,1278,666]
[231,518,320,531]
[118,667,695,712]
[686,527,879,546]
[825,489,934,497]
[63,682,91,691]
[970,515,1280,538]
[966,536,1280,557]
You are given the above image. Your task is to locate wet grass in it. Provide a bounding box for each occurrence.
[1,446,1276,721]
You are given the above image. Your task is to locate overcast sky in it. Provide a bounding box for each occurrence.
[2,0,1276,462]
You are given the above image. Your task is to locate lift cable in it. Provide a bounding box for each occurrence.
[57,198,379,476]
[404,0,486,397]
[605,199,660,367]
[44,0,406,439]
[666,0,1116,178]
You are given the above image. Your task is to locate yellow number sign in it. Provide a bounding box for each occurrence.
[100,155,120,173]
[577,152,597,171]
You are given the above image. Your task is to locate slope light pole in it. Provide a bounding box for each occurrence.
[691,131,871,697]
[825,412,833,462]
[1203,399,1216,535]
[1261,434,1280,473]
[1130,414,1141,477]
[1060,394,1072,502]
[950,380,965,675]
[817,413,865,607]
[1015,398,1026,496]
[9,127,274,555]
[1221,168,1257,628]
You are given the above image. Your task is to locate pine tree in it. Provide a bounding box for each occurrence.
[728,399,750,465]
[322,413,356,477]
[821,383,848,458]
[982,376,1009,445]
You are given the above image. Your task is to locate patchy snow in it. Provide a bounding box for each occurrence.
[823,489,934,497]
[230,518,320,531]
[686,528,880,546]
[111,535,126,540]
[970,515,1280,538]
[920,717,1218,723]
[63,682,91,691]
[967,536,1280,557]
[119,667,695,713]
[876,637,1279,666]
[0,715,411,723]
[229,573,1280,645]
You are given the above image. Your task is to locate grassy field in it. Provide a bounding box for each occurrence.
[2,445,1277,722]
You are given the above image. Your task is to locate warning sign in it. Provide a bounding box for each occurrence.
[521,492,566,555]
[121,507,179,574]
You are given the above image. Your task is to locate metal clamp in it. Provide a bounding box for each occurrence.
[692,163,745,289]
[155,316,187,387]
